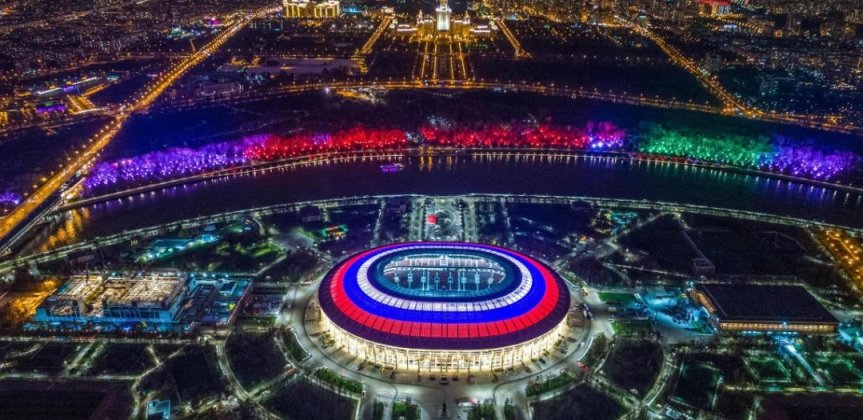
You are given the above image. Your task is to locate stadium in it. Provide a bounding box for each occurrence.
[316,242,571,373]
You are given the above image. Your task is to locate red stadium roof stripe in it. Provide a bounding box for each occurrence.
[318,243,570,350]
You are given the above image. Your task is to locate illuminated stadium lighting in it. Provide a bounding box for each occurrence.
[316,242,571,373]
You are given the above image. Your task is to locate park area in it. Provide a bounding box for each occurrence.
[314,367,363,394]
[745,356,793,384]
[668,353,754,418]
[282,328,311,362]
[598,292,639,305]
[0,389,105,419]
[226,331,290,388]
[7,343,79,375]
[526,371,577,397]
[603,340,663,395]
[758,394,863,419]
[162,346,226,404]
[0,381,132,420]
[263,378,356,420]
[531,384,623,420]
[88,344,153,375]
[611,320,653,337]
[811,356,863,387]
[670,360,721,410]
[392,400,420,420]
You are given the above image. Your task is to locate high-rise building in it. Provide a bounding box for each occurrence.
[436,0,452,32]
[284,0,340,19]
[698,0,732,16]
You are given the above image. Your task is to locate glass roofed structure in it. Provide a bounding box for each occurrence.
[317,242,571,373]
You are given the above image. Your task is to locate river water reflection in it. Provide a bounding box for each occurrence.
[54,154,863,243]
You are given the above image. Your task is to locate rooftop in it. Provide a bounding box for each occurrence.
[694,283,838,324]
[53,272,186,313]
[319,242,571,350]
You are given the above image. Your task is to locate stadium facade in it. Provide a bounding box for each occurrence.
[317,242,571,373]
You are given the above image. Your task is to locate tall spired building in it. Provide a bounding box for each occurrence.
[435,0,452,32]
[284,0,340,19]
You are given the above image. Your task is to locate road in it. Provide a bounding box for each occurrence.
[162,79,723,116]
[5,191,860,276]
[0,6,280,246]
[2,65,858,248]
[272,246,607,420]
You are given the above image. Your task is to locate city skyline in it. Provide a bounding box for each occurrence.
[1,1,863,419]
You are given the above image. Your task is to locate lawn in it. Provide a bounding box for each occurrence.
[226,331,289,388]
[8,343,79,375]
[526,371,577,397]
[314,367,363,394]
[670,361,720,410]
[714,390,754,419]
[263,378,355,420]
[262,250,320,283]
[151,344,184,360]
[603,340,663,394]
[0,389,107,419]
[0,342,39,362]
[685,353,751,385]
[812,357,863,386]
[846,354,863,374]
[531,384,623,420]
[282,329,311,362]
[88,344,152,375]
[619,215,697,273]
[168,347,225,402]
[611,320,653,336]
[746,358,792,383]
[580,334,610,369]
[157,236,282,272]
[392,400,420,420]
[598,292,637,305]
[758,394,863,420]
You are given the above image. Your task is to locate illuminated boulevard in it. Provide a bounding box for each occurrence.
[5,193,859,276]
[3,3,863,420]
[4,193,858,419]
[3,12,861,249]
[6,76,858,255]
[0,6,280,248]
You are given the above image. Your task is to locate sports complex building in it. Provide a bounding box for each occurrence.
[31,271,250,332]
[689,283,839,334]
[316,242,572,373]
